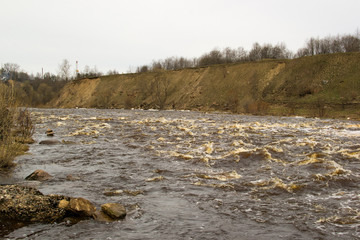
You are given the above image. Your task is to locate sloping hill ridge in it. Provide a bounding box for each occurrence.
[53,53,360,119]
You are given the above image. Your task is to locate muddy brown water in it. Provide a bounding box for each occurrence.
[1,108,360,239]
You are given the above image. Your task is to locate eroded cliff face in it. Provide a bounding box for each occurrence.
[53,77,101,108]
[52,53,360,119]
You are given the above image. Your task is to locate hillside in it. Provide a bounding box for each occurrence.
[52,53,360,119]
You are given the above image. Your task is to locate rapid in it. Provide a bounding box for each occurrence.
[1,108,360,239]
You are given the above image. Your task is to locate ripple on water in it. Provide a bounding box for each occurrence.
[5,108,360,239]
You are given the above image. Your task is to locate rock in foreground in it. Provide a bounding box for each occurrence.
[0,185,96,223]
[0,185,68,223]
[0,184,127,227]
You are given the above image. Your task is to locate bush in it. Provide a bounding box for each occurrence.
[0,85,15,142]
[14,108,35,143]
[0,83,34,170]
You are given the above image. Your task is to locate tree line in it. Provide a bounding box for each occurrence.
[0,59,108,106]
[136,31,360,73]
[1,30,359,107]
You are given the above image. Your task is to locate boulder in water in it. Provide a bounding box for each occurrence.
[25,169,52,181]
[0,185,68,223]
[0,185,126,227]
[101,203,126,220]
[67,197,97,218]
[39,139,61,145]
[46,129,54,136]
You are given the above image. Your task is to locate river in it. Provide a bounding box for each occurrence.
[1,108,360,239]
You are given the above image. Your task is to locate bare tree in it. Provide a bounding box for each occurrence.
[58,59,72,81]
[341,35,360,52]
[136,65,149,73]
[248,42,262,61]
[306,38,316,56]
[236,47,248,62]
[107,69,119,75]
[2,63,20,80]
[295,47,310,58]
[198,48,224,67]
[151,61,162,71]
[223,47,237,63]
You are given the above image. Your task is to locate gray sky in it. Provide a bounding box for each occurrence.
[0,0,359,75]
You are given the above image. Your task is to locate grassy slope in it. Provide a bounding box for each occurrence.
[53,53,360,119]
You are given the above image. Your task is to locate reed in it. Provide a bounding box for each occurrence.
[0,82,34,170]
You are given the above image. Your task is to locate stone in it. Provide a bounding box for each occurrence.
[93,210,116,222]
[25,169,52,181]
[68,197,97,218]
[46,129,54,136]
[58,199,69,209]
[66,175,81,181]
[0,185,68,223]
[101,203,126,220]
[0,185,99,227]
[39,139,61,145]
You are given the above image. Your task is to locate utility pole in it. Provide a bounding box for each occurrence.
[76,61,79,79]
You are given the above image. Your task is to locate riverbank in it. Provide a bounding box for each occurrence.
[51,53,360,119]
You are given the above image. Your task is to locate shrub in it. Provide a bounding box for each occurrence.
[14,108,35,143]
[0,83,34,170]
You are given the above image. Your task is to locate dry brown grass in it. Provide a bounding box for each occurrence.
[51,53,360,119]
[0,82,34,170]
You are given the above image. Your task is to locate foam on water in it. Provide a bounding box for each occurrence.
[2,108,360,239]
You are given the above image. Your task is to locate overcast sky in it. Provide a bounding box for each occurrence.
[0,0,359,75]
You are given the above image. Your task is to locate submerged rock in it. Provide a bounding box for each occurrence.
[39,139,61,145]
[25,169,52,181]
[93,210,116,222]
[66,174,81,181]
[101,203,126,220]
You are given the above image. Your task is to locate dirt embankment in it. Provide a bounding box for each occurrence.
[52,53,360,119]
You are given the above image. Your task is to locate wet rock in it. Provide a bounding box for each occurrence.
[25,169,52,181]
[62,140,76,145]
[66,174,81,181]
[46,129,54,136]
[103,189,143,196]
[93,210,115,222]
[0,185,128,228]
[101,203,126,220]
[67,197,97,218]
[103,189,123,196]
[39,139,61,145]
[0,185,68,223]
[58,199,69,209]
[0,185,99,226]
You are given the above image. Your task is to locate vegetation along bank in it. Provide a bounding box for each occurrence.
[52,53,360,120]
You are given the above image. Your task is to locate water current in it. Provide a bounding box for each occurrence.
[1,108,360,239]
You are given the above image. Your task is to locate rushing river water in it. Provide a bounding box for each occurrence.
[1,108,360,239]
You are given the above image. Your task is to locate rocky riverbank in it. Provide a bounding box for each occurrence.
[0,170,127,237]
